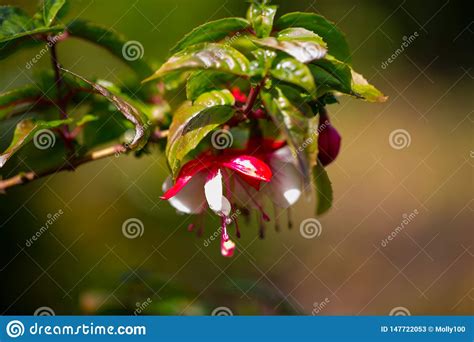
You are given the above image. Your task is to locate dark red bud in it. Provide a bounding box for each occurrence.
[252,108,266,119]
[318,111,341,166]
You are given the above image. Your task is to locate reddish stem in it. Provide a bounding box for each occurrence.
[243,84,261,115]
[50,38,74,153]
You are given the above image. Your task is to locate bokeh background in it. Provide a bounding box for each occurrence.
[0,0,472,315]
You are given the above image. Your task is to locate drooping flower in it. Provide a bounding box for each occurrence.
[161,137,306,256]
[161,152,272,257]
[240,139,304,209]
[317,110,341,166]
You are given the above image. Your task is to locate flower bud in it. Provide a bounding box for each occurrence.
[318,111,341,166]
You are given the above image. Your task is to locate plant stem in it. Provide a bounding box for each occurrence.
[49,38,74,153]
[0,145,126,192]
[243,83,261,115]
[0,128,169,192]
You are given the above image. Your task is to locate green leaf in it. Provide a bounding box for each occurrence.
[0,71,89,119]
[61,68,151,150]
[0,6,64,52]
[350,70,387,102]
[252,29,327,64]
[95,79,159,123]
[170,17,250,54]
[162,71,190,91]
[277,85,314,118]
[309,55,352,96]
[181,106,234,141]
[249,48,276,78]
[247,2,277,38]
[278,28,327,47]
[42,0,66,26]
[81,106,130,149]
[0,6,35,41]
[276,12,351,63]
[270,57,316,97]
[194,89,235,107]
[0,85,42,111]
[143,43,251,83]
[0,37,41,60]
[313,161,333,215]
[166,90,235,176]
[261,88,310,185]
[186,70,236,101]
[75,114,98,127]
[166,104,234,176]
[0,118,70,168]
[66,20,153,78]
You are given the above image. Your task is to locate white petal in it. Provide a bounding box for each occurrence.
[162,175,205,214]
[232,177,261,209]
[272,146,297,164]
[263,157,303,208]
[204,169,231,216]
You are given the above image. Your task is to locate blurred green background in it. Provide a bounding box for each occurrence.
[0,0,472,315]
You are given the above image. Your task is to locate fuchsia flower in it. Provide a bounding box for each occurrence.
[238,139,304,210]
[161,152,272,257]
[161,139,304,257]
[317,111,341,166]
